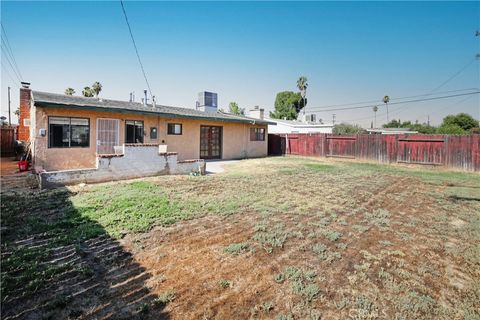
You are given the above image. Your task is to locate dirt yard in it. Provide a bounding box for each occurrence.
[1,157,479,319]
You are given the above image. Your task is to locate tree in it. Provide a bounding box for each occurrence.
[296,76,308,115]
[91,81,102,98]
[441,113,477,131]
[437,124,466,135]
[228,102,245,115]
[383,119,436,134]
[409,123,436,134]
[383,119,402,128]
[82,87,94,97]
[269,91,305,120]
[333,123,365,134]
[64,88,75,96]
[382,95,390,122]
[372,105,378,128]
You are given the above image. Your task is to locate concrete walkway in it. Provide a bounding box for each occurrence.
[205,160,240,174]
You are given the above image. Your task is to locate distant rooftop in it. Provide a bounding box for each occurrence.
[266,117,334,127]
[32,91,273,125]
[366,128,418,134]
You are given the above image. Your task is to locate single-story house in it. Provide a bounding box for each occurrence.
[17,83,272,184]
[366,128,418,135]
[247,107,334,134]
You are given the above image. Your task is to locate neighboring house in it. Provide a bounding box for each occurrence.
[366,128,418,135]
[248,107,334,134]
[17,83,272,173]
[267,119,334,134]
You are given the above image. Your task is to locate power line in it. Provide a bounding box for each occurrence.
[386,91,479,107]
[1,45,22,82]
[431,95,475,114]
[1,23,23,81]
[373,58,478,119]
[430,58,475,93]
[343,94,476,123]
[308,88,478,112]
[1,38,22,81]
[1,61,21,88]
[336,32,479,124]
[309,91,479,113]
[309,56,477,122]
[119,1,153,99]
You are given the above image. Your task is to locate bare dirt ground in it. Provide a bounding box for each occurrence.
[1,157,479,319]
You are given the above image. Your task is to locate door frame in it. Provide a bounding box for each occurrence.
[96,118,119,154]
[200,125,223,159]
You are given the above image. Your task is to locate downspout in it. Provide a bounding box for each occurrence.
[30,96,35,169]
[244,123,247,159]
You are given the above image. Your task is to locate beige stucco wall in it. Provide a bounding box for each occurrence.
[33,107,268,171]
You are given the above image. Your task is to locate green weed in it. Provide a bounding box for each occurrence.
[312,243,327,254]
[322,229,342,241]
[364,209,390,229]
[223,242,249,255]
[153,290,176,306]
[253,223,288,253]
[218,279,231,289]
[280,267,320,302]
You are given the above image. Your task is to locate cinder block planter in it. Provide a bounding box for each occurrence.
[39,144,205,189]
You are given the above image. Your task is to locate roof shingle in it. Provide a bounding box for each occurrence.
[32,91,273,125]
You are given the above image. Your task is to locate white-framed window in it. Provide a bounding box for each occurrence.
[167,123,182,135]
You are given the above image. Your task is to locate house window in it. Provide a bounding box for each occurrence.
[49,117,89,148]
[150,127,158,139]
[250,128,265,141]
[125,120,144,143]
[167,123,182,135]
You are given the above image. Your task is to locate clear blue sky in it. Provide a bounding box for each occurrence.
[1,1,479,127]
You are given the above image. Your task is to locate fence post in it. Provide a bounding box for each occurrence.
[394,134,399,164]
[444,135,449,169]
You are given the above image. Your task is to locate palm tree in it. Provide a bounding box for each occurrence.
[91,81,102,98]
[382,95,390,122]
[372,105,378,128]
[82,87,94,97]
[64,88,75,96]
[296,76,308,116]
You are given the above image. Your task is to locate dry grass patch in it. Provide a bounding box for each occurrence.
[1,156,479,319]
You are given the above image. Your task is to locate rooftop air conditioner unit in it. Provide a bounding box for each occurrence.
[197,91,218,113]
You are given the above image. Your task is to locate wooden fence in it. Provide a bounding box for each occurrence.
[1,127,16,157]
[268,133,480,172]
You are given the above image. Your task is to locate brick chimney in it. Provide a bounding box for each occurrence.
[18,82,32,141]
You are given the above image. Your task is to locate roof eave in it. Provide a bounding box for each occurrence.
[34,101,272,125]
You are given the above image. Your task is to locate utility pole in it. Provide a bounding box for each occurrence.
[8,86,11,125]
[332,114,336,125]
[427,115,430,127]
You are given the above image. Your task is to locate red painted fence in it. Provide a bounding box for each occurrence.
[268,133,480,172]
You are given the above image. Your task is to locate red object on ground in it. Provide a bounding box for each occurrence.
[18,161,29,172]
